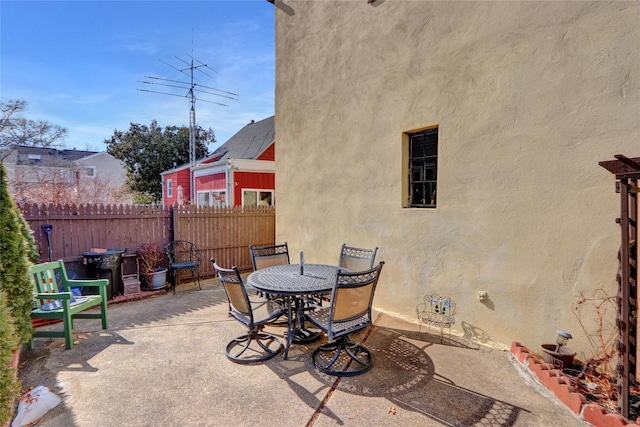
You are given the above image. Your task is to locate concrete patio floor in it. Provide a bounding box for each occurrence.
[16,278,588,427]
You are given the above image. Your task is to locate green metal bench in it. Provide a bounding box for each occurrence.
[29,260,109,350]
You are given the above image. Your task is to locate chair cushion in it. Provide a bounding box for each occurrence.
[38,296,92,311]
[171,261,197,269]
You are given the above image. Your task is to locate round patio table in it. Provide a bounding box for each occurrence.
[247,264,342,359]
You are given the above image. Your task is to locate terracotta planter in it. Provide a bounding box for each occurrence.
[541,344,576,369]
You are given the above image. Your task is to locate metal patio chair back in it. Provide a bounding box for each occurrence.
[249,242,290,271]
[249,242,290,306]
[338,244,378,272]
[306,261,385,376]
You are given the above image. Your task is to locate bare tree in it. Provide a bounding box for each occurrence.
[7,164,133,206]
[0,99,67,161]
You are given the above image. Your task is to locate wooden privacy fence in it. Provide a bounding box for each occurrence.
[172,204,276,275]
[19,203,275,279]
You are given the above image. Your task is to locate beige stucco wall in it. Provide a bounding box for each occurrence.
[274,1,640,356]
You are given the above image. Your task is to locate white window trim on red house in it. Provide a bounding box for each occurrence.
[192,158,275,207]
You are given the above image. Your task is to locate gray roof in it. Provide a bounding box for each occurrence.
[9,145,98,167]
[209,116,274,161]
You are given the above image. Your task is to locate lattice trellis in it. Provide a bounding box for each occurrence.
[600,154,640,419]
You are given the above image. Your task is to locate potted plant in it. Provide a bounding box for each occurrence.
[136,242,168,290]
[541,330,576,370]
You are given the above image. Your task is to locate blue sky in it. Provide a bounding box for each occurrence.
[0,0,275,153]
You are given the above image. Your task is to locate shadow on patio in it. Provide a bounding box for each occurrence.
[265,320,528,427]
[16,280,586,427]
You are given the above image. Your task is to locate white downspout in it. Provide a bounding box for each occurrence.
[226,160,236,206]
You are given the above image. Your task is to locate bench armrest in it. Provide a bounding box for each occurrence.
[35,292,73,300]
[65,279,109,288]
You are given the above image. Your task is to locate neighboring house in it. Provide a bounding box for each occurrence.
[2,145,130,205]
[271,1,640,355]
[161,162,192,207]
[161,116,275,207]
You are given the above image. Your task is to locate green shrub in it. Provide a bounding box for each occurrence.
[0,291,19,426]
[18,208,39,265]
[0,163,35,344]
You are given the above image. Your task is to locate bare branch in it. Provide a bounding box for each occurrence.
[0,99,67,161]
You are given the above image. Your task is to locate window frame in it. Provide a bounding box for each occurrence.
[242,189,274,207]
[167,179,173,198]
[405,126,438,208]
[197,190,227,207]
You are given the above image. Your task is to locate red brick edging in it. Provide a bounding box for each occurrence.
[511,342,639,427]
[109,287,167,304]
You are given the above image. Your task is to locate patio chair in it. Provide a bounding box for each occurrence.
[310,243,379,307]
[249,242,290,270]
[249,242,290,303]
[416,293,456,343]
[306,261,385,376]
[165,240,202,295]
[338,244,378,272]
[250,243,320,326]
[211,259,286,363]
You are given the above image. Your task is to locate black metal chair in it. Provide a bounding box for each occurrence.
[338,244,378,272]
[249,242,290,271]
[249,242,290,322]
[165,240,202,294]
[211,259,285,363]
[306,261,385,376]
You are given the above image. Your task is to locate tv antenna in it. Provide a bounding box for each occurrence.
[138,54,238,203]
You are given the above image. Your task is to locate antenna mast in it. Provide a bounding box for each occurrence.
[188,57,197,201]
[138,53,238,203]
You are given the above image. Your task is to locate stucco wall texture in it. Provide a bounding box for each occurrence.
[274,1,640,355]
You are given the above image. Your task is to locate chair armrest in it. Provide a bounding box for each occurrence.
[35,292,73,300]
[65,279,110,288]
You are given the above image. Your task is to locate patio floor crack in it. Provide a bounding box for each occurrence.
[305,314,382,426]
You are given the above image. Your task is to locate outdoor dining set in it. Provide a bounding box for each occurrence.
[26,241,384,377]
[211,243,385,377]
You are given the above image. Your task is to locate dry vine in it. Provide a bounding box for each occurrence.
[571,288,619,411]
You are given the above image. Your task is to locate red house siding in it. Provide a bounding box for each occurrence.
[234,171,275,203]
[196,172,226,190]
[257,144,275,161]
[164,169,191,205]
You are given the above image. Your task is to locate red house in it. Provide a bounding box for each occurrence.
[161,116,275,207]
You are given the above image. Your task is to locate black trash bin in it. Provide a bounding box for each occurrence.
[83,249,126,299]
